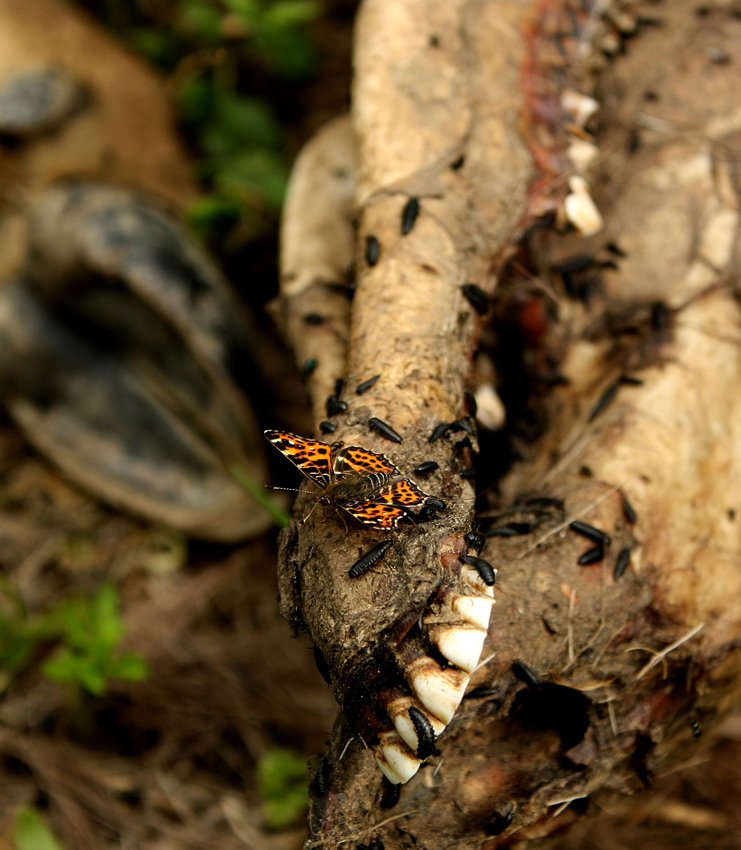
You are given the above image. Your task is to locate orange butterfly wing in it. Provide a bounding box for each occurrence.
[335,445,400,477]
[264,430,333,489]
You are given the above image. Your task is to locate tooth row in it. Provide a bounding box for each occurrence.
[371,584,494,784]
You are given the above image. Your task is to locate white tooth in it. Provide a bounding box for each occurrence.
[567,137,599,172]
[433,626,487,673]
[561,88,599,127]
[373,750,402,785]
[410,666,469,724]
[564,175,603,236]
[474,384,505,430]
[462,565,495,598]
[393,713,419,753]
[453,594,493,630]
[378,734,422,784]
[387,698,446,737]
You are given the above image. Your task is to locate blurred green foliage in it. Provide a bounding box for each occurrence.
[92,0,323,247]
[257,747,310,828]
[0,580,148,697]
[12,807,66,850]
[42,583,149,696]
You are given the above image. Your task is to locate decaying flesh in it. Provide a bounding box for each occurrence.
[274,0,741,847]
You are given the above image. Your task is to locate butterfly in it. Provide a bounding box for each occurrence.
[264,429,435,529]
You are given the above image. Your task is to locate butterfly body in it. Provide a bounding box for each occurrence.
[264,429,434,529]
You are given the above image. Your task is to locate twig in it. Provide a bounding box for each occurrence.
[633,623,705,681]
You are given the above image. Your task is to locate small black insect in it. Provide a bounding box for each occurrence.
[465,530,485,551]
[464,390,477,417]
[413,460,439,475]
[485,522,532,537]
[486,811,514,836]
[588,380,620,422]
[429,422,450,443]
[310,757,330,796]
[578,544,605,565]
[319,420,336,435]
[461,554,496,586]
[365,234,381,266]
[512,660,540,689]
[691,719,702,738]
[334,377,344,396]
[651,300,668,330]
[519,495,565,510]
[540,372,570,386]
[619,374,644,386]
[484,524,521,538]
[450,154,465,170]
[570,520,610,545]
[408,705,439,759]
[448,418,475,435]
[349,540,394,578]
[313,645,331,684]
[301,357,318,381]
[401,197,420,235]
[459,467,476,479]
[380,777,401,809]
[621,493,637,524]
[425,497,447,512]
[613,547,631,580]
[454,436,472,453]
[461,282,489,315]
[463,684,499,700]
[326,395,348,417]
[356,374,381,394]
[303,313,325,325]
[552,254,595,275]
[368,417,402,443]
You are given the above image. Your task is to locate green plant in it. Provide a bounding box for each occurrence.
[112,0,324,246]
[12,806,65,850]
[257,747,309,828]
[42,584,148,696]
[0,578,55,690]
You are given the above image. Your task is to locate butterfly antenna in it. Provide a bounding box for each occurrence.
[299,497,322,526]
[265,485,302,492]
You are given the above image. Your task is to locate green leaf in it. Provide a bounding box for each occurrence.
[91,584,124,655]
[186,195,243,234]
[262,0,322,28]
[213,149,288,208]
[108,653,150,682]
[12,806,65,850]
[257,748,309,829]
[222,0,261,24]
[179,0,223,41]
